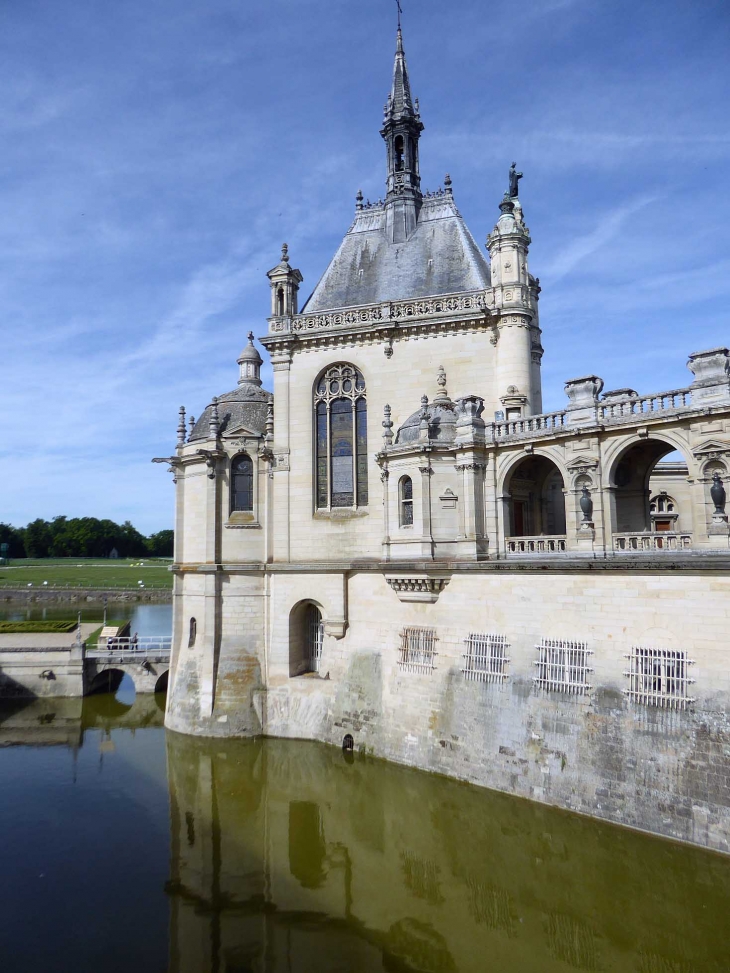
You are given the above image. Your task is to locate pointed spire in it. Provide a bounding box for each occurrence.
[381,24,424,242]
[389,27,416,119]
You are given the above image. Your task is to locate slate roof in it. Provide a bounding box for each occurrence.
[189,385,272,442]
[302,194,490,313]
[396,399,458,445]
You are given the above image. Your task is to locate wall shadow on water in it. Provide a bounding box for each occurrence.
[165,733,730,973]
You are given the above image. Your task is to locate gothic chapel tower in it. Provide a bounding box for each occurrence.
[164,25,542,737]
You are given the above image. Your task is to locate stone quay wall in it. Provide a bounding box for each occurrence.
[167,559,730,853]
[0,587,172,605]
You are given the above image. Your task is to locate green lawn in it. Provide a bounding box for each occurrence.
[0,558,172,589]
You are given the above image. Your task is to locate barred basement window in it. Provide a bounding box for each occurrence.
[398,627,437,674]
[624,646,695,710]
[462,633,510,682]
[314,363,368,509]
[534,638,592,694]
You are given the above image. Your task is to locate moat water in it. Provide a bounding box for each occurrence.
[1,693,728,973]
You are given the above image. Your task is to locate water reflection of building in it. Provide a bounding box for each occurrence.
[165,734,729,973]
[0,693,164,748]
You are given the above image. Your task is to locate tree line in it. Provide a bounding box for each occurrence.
[0,517,173,559]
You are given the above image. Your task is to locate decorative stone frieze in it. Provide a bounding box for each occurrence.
[385,575,451,603]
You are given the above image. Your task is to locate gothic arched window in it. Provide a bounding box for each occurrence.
[314,364,368,509]
[399,475,413,526]
[231,454,254,512]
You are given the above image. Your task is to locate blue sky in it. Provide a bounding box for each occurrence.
[1,0,728,533]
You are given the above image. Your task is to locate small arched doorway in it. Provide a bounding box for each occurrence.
[611,441,692,548]
[505,455,566,550]
[289,602,324,677]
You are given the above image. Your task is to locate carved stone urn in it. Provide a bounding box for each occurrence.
[711,472,727,515]
[579,485,594,523]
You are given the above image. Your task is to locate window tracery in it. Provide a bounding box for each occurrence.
[314,364,368,509]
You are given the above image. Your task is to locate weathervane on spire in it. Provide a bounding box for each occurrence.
[395,0,402,30]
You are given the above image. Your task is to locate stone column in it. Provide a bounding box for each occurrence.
[419,457,434,559]
[199,458,221,719]
[271,350,293,562]
[381,469,391,561]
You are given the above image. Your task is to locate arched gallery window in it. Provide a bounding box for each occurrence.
[650,494,678,533]
[231,454,254,512]
[314,364,368,509]
[399,475,413,526]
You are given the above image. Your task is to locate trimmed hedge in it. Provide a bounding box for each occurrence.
[0,620,78,634]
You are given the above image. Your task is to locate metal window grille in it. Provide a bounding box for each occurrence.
[306,605,324,673]
[624,646,694,710]
[462,633,510,682]
[398,627,437,674]
[533,638,592,694]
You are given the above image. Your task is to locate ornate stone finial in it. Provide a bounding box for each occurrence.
[419,395,430,439]
[281,243,289,264]
[188,415,195,440]
[356,189,364,211]
[435,365,448,402]
[265,401,274,442]
[177,406,186,447]
[509,162,523,198]
[444,173,452,193]
[209,396,220,439]
[499,192,515,215]
[415,96,420,116]
[382,404,394,446]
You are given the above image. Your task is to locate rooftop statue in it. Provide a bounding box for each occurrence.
[509,162,523,198]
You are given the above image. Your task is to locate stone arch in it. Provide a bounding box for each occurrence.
[154,669,169,694]
[87,667,129,696]
[502,452,567,538]
[606,434,694,535]
[289,600,325,677]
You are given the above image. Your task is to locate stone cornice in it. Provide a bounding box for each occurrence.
[171,555,730,575]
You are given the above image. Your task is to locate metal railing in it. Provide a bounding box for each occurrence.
[86,636,172,658]
[613,531,692,552]
[506,535,567,554]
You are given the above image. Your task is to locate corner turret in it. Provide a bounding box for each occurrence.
[267,243,303,318]
[487,172,543,417]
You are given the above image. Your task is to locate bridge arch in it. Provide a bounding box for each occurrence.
[87,668,128,696]
[154,669,169,694]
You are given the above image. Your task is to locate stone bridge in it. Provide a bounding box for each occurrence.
[84,637,171,696]
[0,633,171,699]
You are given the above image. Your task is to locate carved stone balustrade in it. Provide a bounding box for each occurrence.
[613,532,693,552]
[506,536,567,554]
